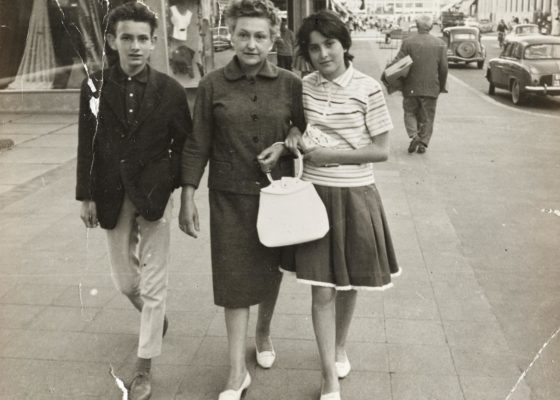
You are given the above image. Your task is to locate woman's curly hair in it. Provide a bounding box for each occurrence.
[225,0,282,39]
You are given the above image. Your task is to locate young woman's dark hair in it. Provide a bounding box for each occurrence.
[106,1,158,36]
[296,10,354,67]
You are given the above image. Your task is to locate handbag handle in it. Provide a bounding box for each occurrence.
[266,142,303,183]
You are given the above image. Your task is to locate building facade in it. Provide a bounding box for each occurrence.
[476,0,559,22]
[367,0,444,16]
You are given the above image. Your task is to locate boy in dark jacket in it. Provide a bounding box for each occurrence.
[76,3,191,399]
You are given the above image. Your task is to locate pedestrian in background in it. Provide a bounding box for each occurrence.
[76,3,191,399]
[276,17,295,71]
[284,10,400,400]
[552,14,560,36]
[497,19,508,47]
[292,43,313,77]
[392,14,447,154]
[178,0,305,399]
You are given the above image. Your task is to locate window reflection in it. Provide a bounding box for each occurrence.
[0,0,107,90]
[0,0,288,91]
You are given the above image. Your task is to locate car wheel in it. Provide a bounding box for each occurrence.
[477,60,484,69]
[457,42,476,58]
[511,80,524,105]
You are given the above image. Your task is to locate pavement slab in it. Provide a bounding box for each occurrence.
[0,358,112,399]
[386,318,447,346]
[0,163,61,186]
[387,343,456,374]
[459,375,531,400]
[0,123,70,135]
[0,184,16,194]
[18,133,78,148]
[0,146,76,164]
[391,373,464,400]
[0,133,39,145]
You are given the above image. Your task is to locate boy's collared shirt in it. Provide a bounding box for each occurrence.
[115,65,149,127]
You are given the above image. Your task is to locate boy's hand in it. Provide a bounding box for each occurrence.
[80,200,98,228]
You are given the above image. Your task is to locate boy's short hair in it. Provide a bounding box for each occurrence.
[106,1,158,36]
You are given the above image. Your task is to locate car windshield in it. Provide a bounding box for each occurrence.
[516,26,538,35]
[452,33,476,40]
[524,44,560,59]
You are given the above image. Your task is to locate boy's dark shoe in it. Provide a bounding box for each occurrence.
[408,137,421,153]
[129,371,152,400]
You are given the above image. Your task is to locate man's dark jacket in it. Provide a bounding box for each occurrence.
[76,65,191,229]
[394,31,448,98]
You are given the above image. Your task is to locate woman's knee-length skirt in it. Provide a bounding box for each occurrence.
[209,190,283,308]
[283,184,400,291]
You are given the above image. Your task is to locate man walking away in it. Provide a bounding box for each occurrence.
[276,18,295,71]
[76,2,191,399]
[392,14,447,154]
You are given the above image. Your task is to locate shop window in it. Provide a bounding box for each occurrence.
[166,0,210,87]
[0,0,108,90]
[0,0,229,91]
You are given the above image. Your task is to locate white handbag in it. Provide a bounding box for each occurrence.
[257,149,330,247]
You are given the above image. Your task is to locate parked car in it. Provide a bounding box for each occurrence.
[504,24,540,45]
[441,11,465,29]
[211,26,232,52]
[478,19,494,33]
[400,25,418,40]
[443,26,486,69]
[464,17,480,29]
[486,35,560,105]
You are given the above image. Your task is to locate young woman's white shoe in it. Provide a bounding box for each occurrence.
[320,391,341,400]
[255,339,276,369]
[218,373,251,400]
[335,352,351,379]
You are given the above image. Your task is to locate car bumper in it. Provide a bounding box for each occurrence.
[525,85,560,95]
[448,56,485,63]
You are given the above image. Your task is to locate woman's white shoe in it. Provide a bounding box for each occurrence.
[319,391,341,400]
[255,339,276,369]
[218,373,251,400]
[335,353,351,379]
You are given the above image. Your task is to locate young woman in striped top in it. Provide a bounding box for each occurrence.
[284,11,400,400]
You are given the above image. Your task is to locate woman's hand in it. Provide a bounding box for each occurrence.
[257,143,284,174]
[284,127,304,155]
[179,186,200,238]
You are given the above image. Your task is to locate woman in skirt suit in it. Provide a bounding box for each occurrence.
[284,11,400,400]
[179,1,305,399]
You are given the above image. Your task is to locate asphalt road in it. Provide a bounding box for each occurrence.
[447,34,560,116]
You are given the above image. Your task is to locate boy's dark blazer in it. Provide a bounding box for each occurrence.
[76,65,192,229]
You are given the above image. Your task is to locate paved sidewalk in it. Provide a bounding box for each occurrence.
[1,37,558,400]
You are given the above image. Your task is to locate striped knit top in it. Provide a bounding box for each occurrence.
[302,64,393,187]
